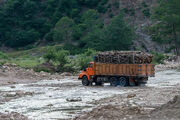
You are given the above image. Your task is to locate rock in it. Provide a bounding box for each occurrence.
[10,86,16,88]
[4,93,17,97]
[61,72,73,76]
[7,81,17,84]
[16,91,24,96]
[47,104,53,107]
[127,94,136,98]
[25,92,34,96]
[66,97,82,102]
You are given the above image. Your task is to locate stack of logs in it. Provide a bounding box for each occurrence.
[94,51,153,64]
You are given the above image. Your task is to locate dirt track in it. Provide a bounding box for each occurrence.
[0,63,180,120]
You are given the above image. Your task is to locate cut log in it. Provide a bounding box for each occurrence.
[94,51,153,64]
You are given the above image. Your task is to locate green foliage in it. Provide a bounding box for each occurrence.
[81,9,101,30]
[63,44,82,55]
[122,8,135,16]
[43,47,70,72]
[45,30,54,42]
[102,14,133,50]
[56,50,69,72]
[152,52,166,64]
[0,0,49,47]
[43,47,57,62]
[77,49,96,70]
[0,51,8,59]
[113,1,119,8]
[0,0,135,54]
[97,4,107,13]
[152,0,180,55]
[143,9,150,17]
[0,0,104,48]
[53,17,74,43]
[10,55,43,69]
[141,1,148,8]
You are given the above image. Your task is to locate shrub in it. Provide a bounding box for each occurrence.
[143,9,150,17]
[152,52,166,64]
[56,49,69,72]
[0,51,8,59]
[76,49,97,70]
[43,47,57,62]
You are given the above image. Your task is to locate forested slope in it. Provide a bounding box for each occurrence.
[0,0,179,55]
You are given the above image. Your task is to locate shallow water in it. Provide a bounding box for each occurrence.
[0,78,130,119]
[0,70,180,119]
[148,70,180,88]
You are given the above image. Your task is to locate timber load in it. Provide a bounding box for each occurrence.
[94,51,153,64]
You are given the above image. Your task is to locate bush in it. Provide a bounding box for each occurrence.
[0,51,8,59]
[55,49,69,72]
[143,9,150,17]
[43,47,70,72]
[76,49,96,70]
[152,52,166,64]
[43,47,57,62]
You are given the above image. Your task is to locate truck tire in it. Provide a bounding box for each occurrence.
[82,76,89,86]
[110,77,118,86]
[119,77,129,87]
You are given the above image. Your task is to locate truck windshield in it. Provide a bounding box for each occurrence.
[88,63,93,68]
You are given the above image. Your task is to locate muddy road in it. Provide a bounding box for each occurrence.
[0,69,180,120]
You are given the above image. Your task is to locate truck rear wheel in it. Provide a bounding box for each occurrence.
[110,77,118,86]
[119,77,129,87]
[82,76,89,86]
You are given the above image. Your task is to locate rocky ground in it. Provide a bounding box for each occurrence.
[0,59,179,120]
[75,85,180,120]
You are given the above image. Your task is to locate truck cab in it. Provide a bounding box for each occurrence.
[78,62,95,84]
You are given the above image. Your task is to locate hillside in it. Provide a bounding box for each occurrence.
[0,0,179,55]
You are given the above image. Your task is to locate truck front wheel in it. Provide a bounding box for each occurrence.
[82,76,89,86]
[119,77,129,87]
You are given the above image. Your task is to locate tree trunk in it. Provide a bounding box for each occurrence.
[172,24,180,56]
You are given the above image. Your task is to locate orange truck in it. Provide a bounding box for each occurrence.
[78,62,155,87]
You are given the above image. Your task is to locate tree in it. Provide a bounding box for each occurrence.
[103,14,133,50]
[152,0,180,55]
[78,9,103,48]
[81,9,101,32]
[82,27,104,50]
[53,16,74,43]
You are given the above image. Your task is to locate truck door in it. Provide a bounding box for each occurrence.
[87,63,94,76]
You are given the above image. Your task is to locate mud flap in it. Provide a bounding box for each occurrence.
[129,77,135,86]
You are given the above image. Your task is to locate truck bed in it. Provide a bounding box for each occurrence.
[94,63,155,77]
